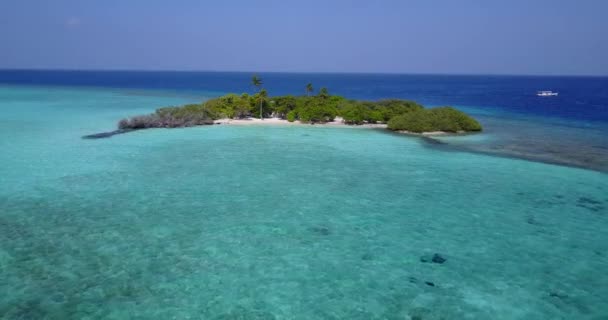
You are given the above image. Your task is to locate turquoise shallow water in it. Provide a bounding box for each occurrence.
[1,86,608,319]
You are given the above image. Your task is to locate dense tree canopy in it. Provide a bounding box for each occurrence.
[197,92,428,125]
[387,107,482,133]
[118,104,216,129]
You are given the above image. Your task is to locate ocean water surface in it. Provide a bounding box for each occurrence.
[1,72,607,319]
[2,70,607,171]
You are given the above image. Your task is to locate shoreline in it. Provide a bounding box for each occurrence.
[213,117,467,136]
[83,117,474,139]
[213,117,387,128]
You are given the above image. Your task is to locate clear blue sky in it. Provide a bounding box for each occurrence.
[1,0,607,75]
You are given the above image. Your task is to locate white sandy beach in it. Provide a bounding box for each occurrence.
[213,116,388,128]
[213,117,457,136]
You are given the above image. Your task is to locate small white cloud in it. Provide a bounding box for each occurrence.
[65,17,81,27]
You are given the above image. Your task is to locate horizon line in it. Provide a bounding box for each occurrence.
[0,67,607,78]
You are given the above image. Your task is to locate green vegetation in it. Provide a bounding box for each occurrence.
[387,107,482,133]
[251,74,264,120]
[305,83,313,96]
[286,110,296,122]
[340,99,423,124]
[117,75,482,134]
[118,104,215,129]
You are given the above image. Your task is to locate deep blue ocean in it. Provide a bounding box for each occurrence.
[1,70,607,319]
[2,70,607,122]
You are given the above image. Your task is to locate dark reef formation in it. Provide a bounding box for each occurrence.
[82,129,134,139]
[309,226,331,236]
[576,196,605,213]
[420,253,447,264]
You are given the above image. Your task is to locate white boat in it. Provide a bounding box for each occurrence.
[537,90,558,97]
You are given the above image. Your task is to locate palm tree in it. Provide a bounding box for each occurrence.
[306,83,314,97]
[251,74,264,119]
[252,74,263,90]
[319,87,329,99]
[258,89,268,119]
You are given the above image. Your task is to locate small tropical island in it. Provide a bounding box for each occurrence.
[84,75,482,139]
